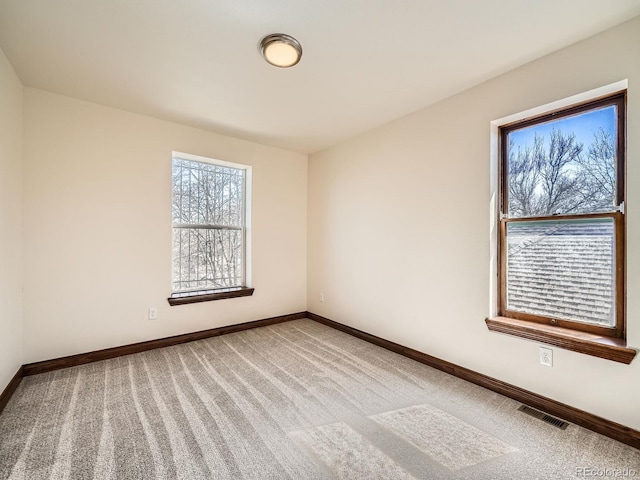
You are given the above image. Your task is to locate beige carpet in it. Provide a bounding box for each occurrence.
[0,319,638,479]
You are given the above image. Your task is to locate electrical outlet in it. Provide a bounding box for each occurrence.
[149,307,158,320]
[320,292,324,302]
[540,347,553,367]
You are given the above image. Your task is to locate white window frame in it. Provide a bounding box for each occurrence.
[169,151,252,304]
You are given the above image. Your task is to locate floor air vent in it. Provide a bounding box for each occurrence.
[517,405,569,430]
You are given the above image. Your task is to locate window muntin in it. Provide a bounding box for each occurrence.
[499,92,625,338]
[171,156,247,294]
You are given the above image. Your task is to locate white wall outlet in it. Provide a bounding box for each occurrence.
[540,347,553,367]
[320,292,324,302]
[149,307,158,320]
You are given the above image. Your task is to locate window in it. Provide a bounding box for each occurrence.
[168,153,253,305]
[497,92,626,339]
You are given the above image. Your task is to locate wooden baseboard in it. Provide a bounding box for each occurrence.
[22,312,307,376]
[306,311,640,450]
[0,366,24,415]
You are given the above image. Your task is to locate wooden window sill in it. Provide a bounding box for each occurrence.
[168,287,254,306]
[485,316,637,364]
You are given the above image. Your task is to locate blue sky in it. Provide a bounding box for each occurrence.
[509,105,616,151]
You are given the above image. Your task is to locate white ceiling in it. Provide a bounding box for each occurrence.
[0,1,639,154]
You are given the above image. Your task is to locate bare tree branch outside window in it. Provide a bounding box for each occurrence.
[507,127,615,218]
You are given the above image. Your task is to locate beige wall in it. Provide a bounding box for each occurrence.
[0,47,23,388]
[308,16,640,429]
[23,89,307,362]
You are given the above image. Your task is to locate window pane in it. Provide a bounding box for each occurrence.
[171,156,246,293]
[172,227,244,292]
[506,217,615,327]
[172,158,244,227]
[506,105,617,218]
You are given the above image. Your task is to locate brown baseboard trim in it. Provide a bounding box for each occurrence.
[22,312,307,377]
[0,366,24,415]
[306,311,640,450]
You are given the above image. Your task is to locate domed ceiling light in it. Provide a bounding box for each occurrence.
[260,33,302,68]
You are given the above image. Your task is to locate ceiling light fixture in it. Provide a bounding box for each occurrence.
[260,33,302,68]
